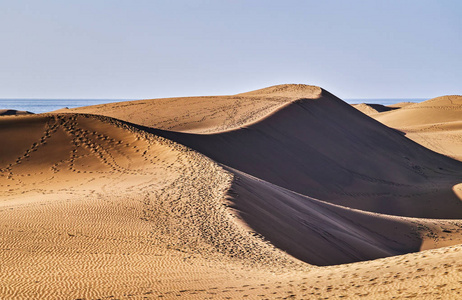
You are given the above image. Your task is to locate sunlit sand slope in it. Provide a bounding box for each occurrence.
[149,89,462,219]
[0,114,302,298]
[373,95,462,161]
[55,84,321,133]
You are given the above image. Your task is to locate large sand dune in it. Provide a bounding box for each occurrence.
[2,85,462,298]
[148,89,462,219]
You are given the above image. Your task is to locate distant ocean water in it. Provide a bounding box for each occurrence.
[0,99,133,114]
[345,98,426,105]
[0,98,427,114]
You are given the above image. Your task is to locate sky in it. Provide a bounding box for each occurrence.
[0,0,460,100]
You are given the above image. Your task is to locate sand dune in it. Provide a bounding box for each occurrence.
[0,109,33,116]
[0,113,302,297]
[2,85,462,298]
[352,103,397,115]
[387,101,416,108]
[55,84,321,133]
[149,89,462,219]
[376,95,462,128]
[372,95,462,161]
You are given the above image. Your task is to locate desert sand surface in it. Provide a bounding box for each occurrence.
[387,102,416,109]
[365,95,462,161]
[2,85,462,299]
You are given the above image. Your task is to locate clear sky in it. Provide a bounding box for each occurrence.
[0,0,460,99]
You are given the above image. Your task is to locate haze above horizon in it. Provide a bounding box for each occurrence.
[0,0,460,100]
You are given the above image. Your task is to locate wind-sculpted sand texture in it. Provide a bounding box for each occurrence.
[372,95,462,161]
[0,113,308,298]
[1,85,462,298]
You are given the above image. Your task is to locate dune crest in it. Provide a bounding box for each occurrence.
[237,83,321,97]
[54,84,322,134]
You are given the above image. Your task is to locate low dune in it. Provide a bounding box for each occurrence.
[149,89,462,219]
[352,103,398,115]
[1,85,462,298]
[376,96,462,128]
[0,109,33,116]
[387,101,416,108]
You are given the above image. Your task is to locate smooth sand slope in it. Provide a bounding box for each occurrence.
[1,85,462,298]
[371,95,462,161]
[227,168,462,266]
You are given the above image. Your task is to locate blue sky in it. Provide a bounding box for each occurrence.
[0,0,460,99]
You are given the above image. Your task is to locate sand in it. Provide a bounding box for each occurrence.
[1,85,462,299]
[352,103,398,115]
[368,95,462,161]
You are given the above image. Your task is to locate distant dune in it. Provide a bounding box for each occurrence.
[0,109,33,116]
[375,95,462,127]
[387,101,416,108]
[55,84,321,133]
[352,103,398,115]
[370,95,462,161]
[2,85,462,298]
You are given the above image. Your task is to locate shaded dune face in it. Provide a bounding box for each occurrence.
[147,89,462,219]
[227,168,462,266]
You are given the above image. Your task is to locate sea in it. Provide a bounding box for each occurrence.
[0,98,426,114]
[346,98,426,106]
[0,99,133,114]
